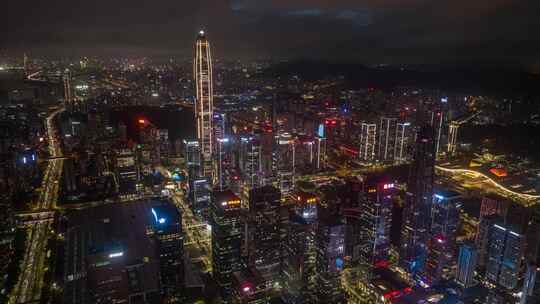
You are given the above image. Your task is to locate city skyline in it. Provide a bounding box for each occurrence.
[1,5,540,302]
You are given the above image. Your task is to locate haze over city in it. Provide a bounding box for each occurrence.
[3,0,540,68]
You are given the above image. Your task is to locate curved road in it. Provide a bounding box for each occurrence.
[435,165,540,206]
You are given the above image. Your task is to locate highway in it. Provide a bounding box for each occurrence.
[10,107,64,304]
[171,190,212,273]
[157,165,212,272]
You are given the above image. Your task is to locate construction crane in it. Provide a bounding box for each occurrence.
[447,111,482,155]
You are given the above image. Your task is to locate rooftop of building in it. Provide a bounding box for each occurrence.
[212,189,242,213]
[249,185,281,197]
[64,198,177,303]
[372,267,411,296]
[150,200,181,227]
[212,189,240,204]
[434,188,462,200]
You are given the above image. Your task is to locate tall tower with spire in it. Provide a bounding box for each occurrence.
[194,30,214,178]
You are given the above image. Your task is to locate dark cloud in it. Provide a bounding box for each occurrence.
[2,0,539,67]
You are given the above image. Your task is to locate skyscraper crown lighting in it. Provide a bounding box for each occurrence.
[194,30,214,177]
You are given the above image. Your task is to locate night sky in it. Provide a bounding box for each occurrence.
[2,0,539,68]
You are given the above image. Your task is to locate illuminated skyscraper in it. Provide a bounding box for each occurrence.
[400,124,436,278]
[213,113,230,189]
[315,217,345,303]
[394,122,411,163]
[240,135,262,189]
[194,30,214,177]
[423,190,461,286]
[429,110,445,159]
[344,176,394,281]
[276,133,295,195]
[486,223,525,290]
[150,203,184,298]
[115,148,139,196]
[359,123,376,161]
[282,215,317,302]
[63,68,73,110]
[210,190,243,300]
[456,243,478,288]
[479,195,509,220]
[184,140,201,169]
[247,186,282,286]
[377,117,397,162]
[475,215,498,269]
[216,137,230,191]
[521,263,540,304]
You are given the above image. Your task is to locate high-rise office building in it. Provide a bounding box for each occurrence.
[377,117,397,162]
[184,139,201,169]
[150,203,184,299]
[115,148,139,196]
[394,122,411,163]
[315,136,326,170]
[520,263,539,304]
[282,215,317,303]
[315,217,345,303]
[213,112,226,144]
[345,176,394,280]
[292,136,316,172]
[192,177,211,217]
[211,190,243,300]
[429,110,445,159]
[63,68,73,110]
[194,30,214,177]
[359,123,376,161]
[231,268,270,304]
[158,129,170,161]
[276,133,295,195]
[485,223,525,290]
[292,190,319,223]
[247,186,282,286]
[240,136,262,189]
[456,243,478,288]
[475,215,499,269]
[400,124,436,277]
[213,112,230,189]
[423,190,461,286]
[68,201,163,304]
[479,195,509,221]
[215,137,231,191]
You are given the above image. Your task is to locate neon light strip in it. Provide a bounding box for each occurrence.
[436,166,540,200]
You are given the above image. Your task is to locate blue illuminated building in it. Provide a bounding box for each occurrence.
[456,243,478,288]
[486,222,525,290]
[423,189,461,286]
[317,123,325,138]
[150,202,184,298]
